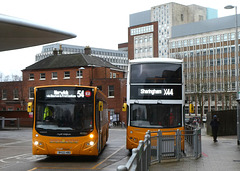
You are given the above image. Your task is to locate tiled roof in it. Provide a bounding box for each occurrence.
[23,53,119,71]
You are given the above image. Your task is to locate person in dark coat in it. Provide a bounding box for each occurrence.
[210,115,220,142]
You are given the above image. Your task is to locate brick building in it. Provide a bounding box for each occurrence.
[128,21,159,60]
[1,48,127,124]
[0,81,24,111]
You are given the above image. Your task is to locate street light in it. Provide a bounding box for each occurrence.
[79,67,85,85]
[224,5,240,145]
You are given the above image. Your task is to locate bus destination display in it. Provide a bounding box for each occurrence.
[130,85,182,100]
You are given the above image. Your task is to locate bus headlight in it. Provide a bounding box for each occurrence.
[34,141,44,147]
[89,141,94,146]
[84,141,95,149]
[89,134,94,139]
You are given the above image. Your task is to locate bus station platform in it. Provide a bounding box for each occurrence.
[149,127,240,171]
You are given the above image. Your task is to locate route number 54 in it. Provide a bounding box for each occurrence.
[77,90,84,98]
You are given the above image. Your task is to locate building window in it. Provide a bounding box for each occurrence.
[29,73,34,80]
[29,87,34,99]
[76,70,83,78]
[199,15,203,21]
[40,73,46,80]
[8,108,13,111]
[52,72,58,80]
[181,14,184,21]
[2,89,7,100]
[64,71,70,79]
[113,73,116,78]
[110,72,112,78]
[108,85,114,98]
[13,89,19,100]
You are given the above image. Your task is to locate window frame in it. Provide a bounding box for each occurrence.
[40,73,46,80]
[52,72,58,80]
[108,85,114,98]
[64,71,70,79]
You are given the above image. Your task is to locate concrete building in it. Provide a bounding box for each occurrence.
[169,14,240,114]
[35,43,128,71]
[129,2,217,59]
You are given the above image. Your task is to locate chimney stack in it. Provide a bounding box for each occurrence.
[53,48,58,55]
[84,46,91,55]
[58,44,63,55]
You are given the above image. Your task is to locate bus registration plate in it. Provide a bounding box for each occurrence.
[56,151,72,155]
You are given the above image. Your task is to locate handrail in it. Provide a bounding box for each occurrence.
[117,128,201,171]
[117,132,151,171]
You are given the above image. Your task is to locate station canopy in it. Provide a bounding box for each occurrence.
[0,14,76,52]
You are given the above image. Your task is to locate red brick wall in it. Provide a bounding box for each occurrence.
[0,81,25,111]
[92,78,127,124]
[21,65,127,124]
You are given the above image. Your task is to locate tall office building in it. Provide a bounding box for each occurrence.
[129,2,218,59]
[169,14,240,114]
[35,43,128,71]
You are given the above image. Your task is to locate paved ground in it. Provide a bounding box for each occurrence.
[0,127,129,171]
[150,127,240,171]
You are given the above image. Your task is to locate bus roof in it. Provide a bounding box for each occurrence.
[129,58,182,64]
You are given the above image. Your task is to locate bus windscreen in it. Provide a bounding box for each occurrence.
[130,104,182,128]
[130,63,182,83]
[35,87,94,136]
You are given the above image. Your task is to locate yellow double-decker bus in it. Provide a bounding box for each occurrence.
[123,58,185,151]
[28,85,109,156]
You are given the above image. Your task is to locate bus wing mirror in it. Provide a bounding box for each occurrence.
[122,103,127,112]
[99,101,103,111]
[27,102,33,112]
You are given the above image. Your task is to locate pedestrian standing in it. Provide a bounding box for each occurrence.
[210,115,220,142]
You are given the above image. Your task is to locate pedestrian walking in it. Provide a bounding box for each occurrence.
[210,115,220,142]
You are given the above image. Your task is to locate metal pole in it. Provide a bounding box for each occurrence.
[79,68,80,86]
[225,5,240,145]
[235,6,240,145]
[78,67,85,86]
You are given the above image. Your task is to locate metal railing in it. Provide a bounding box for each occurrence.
[117,133,151,171]
[0,117,20,129]
[117,128,201,171]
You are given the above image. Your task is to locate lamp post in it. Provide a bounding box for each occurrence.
[79,67,85,85]
[224,5,240,145]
